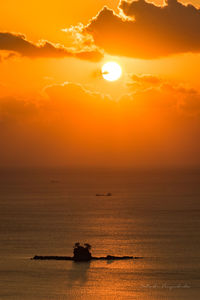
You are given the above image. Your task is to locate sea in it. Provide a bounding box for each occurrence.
[0,167,199,300]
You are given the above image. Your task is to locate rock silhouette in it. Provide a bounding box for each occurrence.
[73,243,92,261]
[32,243,142,261]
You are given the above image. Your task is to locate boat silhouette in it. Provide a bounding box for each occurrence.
[96,193,112,197]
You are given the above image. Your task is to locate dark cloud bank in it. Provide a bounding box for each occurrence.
[2,1,200,61]
[86,0,200,58]
[0,32,103,61]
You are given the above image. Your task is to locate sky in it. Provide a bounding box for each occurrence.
[0,0,200,168]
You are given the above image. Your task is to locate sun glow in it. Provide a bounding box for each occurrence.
[102,62,122,82]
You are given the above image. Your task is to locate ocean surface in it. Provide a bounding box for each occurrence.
[0,168,200,300]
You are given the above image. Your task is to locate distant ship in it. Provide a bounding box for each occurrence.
[50,179,60,183]
[96,193,112,197]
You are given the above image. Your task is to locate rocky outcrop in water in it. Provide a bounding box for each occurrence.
[73,243,92,261]
[32,242,142,261]
[32,255,142,261]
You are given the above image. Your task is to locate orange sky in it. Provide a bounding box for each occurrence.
[0,0,200,167]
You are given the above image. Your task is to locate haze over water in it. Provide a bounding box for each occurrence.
[0,167,199,299]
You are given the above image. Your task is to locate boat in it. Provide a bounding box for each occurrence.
[96,193,112,197]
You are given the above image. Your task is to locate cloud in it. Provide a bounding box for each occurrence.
[43,82,114,127]
[0,97,38,125]
[1,78,200,127]
[131,74,162,85]
[127,74,163,90]
[0,83,114,129]
[84,0,200,59]
[0,32,103,61]
[126,73,200,116]
[1,79,200,167]
[180,93,200,115]
[44,82,112,108]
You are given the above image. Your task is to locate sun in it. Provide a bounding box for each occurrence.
[102,62,122,82]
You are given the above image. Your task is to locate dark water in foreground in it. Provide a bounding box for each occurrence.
[0,168,200,299]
